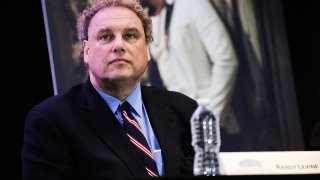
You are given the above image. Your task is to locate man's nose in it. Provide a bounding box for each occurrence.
[112,36,125,54]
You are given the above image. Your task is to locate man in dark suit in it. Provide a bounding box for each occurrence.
[21,0,198,179]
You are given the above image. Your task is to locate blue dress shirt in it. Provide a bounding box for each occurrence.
[93,83,164,175]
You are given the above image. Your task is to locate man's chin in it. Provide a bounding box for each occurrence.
[107,75,133,83]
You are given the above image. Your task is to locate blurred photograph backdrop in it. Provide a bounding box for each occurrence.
[7,0,319,179]
[42,0,304,151]
[42,0,304,152]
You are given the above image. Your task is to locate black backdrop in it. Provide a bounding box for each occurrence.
[4,0,319,179]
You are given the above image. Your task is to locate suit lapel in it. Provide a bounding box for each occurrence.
[80,80,147,176]
[141,86,181,175]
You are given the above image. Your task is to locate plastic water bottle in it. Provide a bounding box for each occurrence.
[190,98,221,176]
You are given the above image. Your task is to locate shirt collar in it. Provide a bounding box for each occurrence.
[93,82,143,117]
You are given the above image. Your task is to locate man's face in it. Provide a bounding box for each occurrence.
[83,7,149,86]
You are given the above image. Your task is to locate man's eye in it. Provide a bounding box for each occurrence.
[125,33,137,40]
[101,33,113,40]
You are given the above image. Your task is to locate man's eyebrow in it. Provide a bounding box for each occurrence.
[124,28,140,33]
[97,28,112,35]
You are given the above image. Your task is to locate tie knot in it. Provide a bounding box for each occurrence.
[120,101,131,112]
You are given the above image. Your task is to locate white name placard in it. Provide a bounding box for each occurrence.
[218,151,320,175]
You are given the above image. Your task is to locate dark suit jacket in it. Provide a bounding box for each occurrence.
[22,79,198,179]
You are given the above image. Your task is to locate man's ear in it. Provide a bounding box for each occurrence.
[83,40,89,63]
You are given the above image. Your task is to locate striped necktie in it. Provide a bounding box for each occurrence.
[120,101,159,177]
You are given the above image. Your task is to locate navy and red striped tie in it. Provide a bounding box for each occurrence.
[120,101,159,177]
